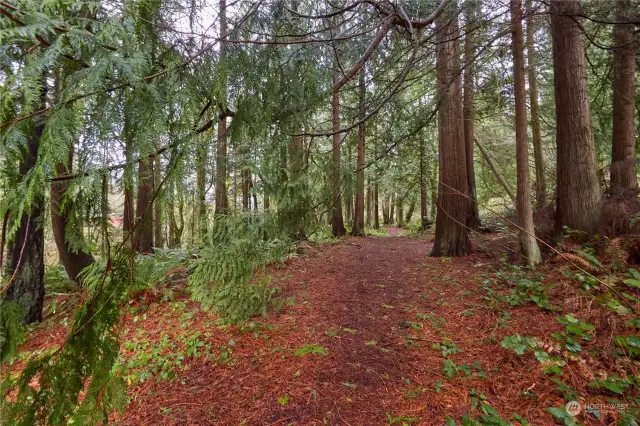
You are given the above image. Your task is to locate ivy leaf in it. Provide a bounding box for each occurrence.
[501,334,528,355]
[442,359,457,379]
[547,407,578,426]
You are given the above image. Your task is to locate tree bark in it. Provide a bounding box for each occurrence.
[430,158,438,221]
[511,0,541,265]
[288,134,306,239]
[154,152,163,247]
[525,0,546,207]
[134,157,154,253]
[51,150,95,282]
[405,198,416,224]
[610,0,637,194]
[366,181,372,227]
[214,0,229,215]
[7,95,46,324]
[123,106,134,247]
[431,6,472,257]
[463,0,481,230]
[389,193,395,224]
[331,66,346,237]
[550,0,603,235]
[345,145,352,228]
[382,194,389,225]
[242,167,250,211]
[420,137,429,230]
[374,182,380,229]
[396,196,404,227]
[352,68,366,236]
[196,133,208,238]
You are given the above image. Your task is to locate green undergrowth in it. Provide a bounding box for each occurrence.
[482,250,640,426]
[189,213,293,324]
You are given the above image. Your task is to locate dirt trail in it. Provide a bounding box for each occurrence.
[120,231,565,425]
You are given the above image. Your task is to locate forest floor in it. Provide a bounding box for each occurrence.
[21,228,638,425]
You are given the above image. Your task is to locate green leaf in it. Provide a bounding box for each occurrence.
[442,359,457,379]
[623,278,640,288]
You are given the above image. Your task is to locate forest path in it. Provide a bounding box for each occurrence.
[121,234,555,425]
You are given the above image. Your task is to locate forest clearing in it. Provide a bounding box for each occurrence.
[0,0,639,424]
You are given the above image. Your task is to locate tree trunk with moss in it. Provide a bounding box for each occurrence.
[7,96,46,324]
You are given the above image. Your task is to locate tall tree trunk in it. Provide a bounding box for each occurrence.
[610,0,637,194]
[420,138,429,230]
[331,67,346,237]
[374,182,380,229]
[463,0,481,230]
[123,107,134,247]
[168,191,178,249]
[431,6,472,257]
[352,68,366,236]
[50,71,94,282]
[397,196,404,228]
[196,134,208,238]
[7,91,46,324]
[525,0,546,207]
[512,0,541,265]
[289,134,306,239]
[154,153,163,248]
[51,150,95,282]
[550,0,603,235]
[430,158,438,222]
[405,198,416,224]
[390,193,395,224]
[382,195,389,225]
[345,146,352,228]
[214,0,229,215]
[242,167,250,211]
[251,177,258,212]
[366,181,372,227]
[134,158,154,253]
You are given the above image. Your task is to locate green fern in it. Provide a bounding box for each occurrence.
[189,213,292,324]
